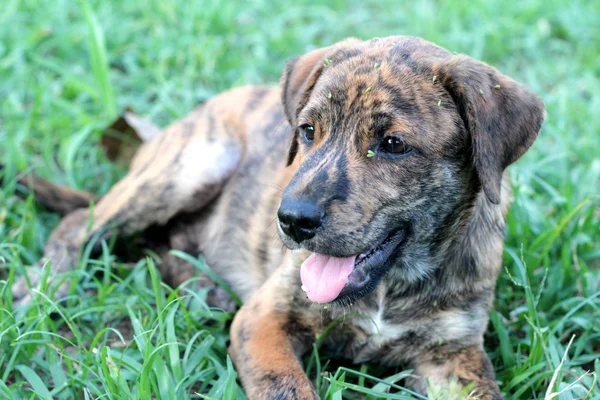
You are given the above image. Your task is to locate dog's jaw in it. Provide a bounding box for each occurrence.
[285,225,408,304]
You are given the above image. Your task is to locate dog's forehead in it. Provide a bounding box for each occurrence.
[300,40,464,155]
[327,36,451,75]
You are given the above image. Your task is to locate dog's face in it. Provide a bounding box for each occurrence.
[277,37,544,304]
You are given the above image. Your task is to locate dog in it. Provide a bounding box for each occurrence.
[11,36,545,399]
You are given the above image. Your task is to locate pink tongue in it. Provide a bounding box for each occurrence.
[300,253,356,303]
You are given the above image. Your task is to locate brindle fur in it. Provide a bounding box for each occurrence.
[11,36,545,399]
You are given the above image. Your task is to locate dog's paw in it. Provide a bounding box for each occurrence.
[426,377,503,400]
[11,277,34,308]
[206,286,237,313]
[426,379,471,400]
[11,266,71,309]
[246,375,319,400]
[11,266,46,307]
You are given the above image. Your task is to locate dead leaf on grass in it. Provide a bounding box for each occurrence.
[101,108,160,166]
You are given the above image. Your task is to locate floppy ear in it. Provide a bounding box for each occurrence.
[280,39,361,166]
[280,47,331,166]
[438,55,545,204]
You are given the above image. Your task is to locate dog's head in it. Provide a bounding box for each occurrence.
[277,36,544,304]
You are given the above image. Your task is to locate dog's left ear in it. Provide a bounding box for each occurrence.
[281,39,361,166]
[438,55,546,204]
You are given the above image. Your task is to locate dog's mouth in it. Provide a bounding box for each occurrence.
[300,228,406,304]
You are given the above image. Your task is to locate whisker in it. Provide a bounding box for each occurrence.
[265,217,279,232]
[268,232,282,249]
[254,182,285,192]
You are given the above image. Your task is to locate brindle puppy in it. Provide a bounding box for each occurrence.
[12,36,545,399]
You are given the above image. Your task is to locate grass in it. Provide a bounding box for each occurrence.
[1,0,599,398]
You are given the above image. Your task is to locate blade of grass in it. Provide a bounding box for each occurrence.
[170,250,242,307]
[78,0,116,119]
[15,365,52,400]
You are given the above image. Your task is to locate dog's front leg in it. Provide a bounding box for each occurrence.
[412,344,503,400]
[230,269,318,400]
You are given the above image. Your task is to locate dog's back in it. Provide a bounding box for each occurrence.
[188,86,295,300]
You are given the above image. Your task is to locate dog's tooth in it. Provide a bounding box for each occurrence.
[301,285,308,292]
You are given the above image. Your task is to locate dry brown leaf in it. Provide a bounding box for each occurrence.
[101,108,160,165]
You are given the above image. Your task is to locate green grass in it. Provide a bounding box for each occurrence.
[1,0,599,398]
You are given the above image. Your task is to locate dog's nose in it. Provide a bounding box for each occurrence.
[277,199,324,243]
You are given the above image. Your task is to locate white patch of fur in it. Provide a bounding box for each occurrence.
[354,287,408,344]
[177,137,240,200]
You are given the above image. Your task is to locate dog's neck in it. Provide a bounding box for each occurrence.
[443,181,510,290]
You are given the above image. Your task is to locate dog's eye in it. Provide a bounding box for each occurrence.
[298,124,315,142]
[380,136,412,155]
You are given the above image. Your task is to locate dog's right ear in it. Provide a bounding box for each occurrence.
[281,39,361,166]
[281,48,330,166]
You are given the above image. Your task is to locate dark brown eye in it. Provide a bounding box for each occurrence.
[380,136,412,155]
[298,124,315,142]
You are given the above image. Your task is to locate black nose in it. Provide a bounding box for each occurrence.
[277,199,324,243]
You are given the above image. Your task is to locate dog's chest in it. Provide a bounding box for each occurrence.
[321,293,417,364]
[319,288,484,365]
[356,310,420,363]
[353,306,405,344]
